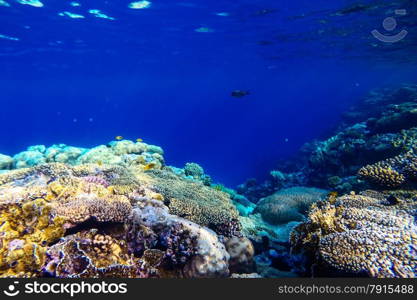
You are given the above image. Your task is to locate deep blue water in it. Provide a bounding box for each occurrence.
[1,0,417,186]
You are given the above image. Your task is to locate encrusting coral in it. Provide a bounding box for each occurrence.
[291,191,417,278]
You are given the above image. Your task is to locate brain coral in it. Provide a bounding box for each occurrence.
[254,187,328,225]
[291,191,417,278]
[358,151,417,188]
[146,170,241,237]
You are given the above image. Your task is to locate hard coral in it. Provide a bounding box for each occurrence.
[254,187,328,225]
[0,154,13,170]
[147,170,241,237]
[132,200,230,278]
[44,229,140,278]
[358,151,417,188]
[0,198,66,277]
[53,193,132,225]
[291,191,417,278]
[225,237,255,273]
[0,143,248,278]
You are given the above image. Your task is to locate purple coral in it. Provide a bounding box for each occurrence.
[81,176,109,187]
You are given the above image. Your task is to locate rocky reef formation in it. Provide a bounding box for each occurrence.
[0,140,253,278]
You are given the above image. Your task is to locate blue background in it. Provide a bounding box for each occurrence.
[1,0,416,185]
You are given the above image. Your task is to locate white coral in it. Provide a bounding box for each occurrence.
[132,200,230,278]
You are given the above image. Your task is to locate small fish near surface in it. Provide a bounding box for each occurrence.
[231,90,250,98]
[115,136,124,141]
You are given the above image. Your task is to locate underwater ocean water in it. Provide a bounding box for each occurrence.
[0,0,417,279]
[1,0,416,186]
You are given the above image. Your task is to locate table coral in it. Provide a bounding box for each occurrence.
[291,191,417,277]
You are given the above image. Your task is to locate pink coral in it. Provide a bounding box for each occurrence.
[81,176,109,187]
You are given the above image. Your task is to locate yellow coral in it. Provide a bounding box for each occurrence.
[0,199,66,277]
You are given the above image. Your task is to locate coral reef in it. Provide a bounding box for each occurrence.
[0,141,249,278]
[300,84,417,191]
[237,171,306,204]
[225,237,255,273]
[0,198,66,277]
[234,84,417,278]
[237,83,417,197]
[0,154,13,170]
[290,191,417,277]
[254,187,328,225]
[146,170,241,237]
[131,199,230,278]
[2,83,417,279]
[183,162,211,184]
[358,151,417,188]
[7,140,164,172]
[227,187,327,278]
